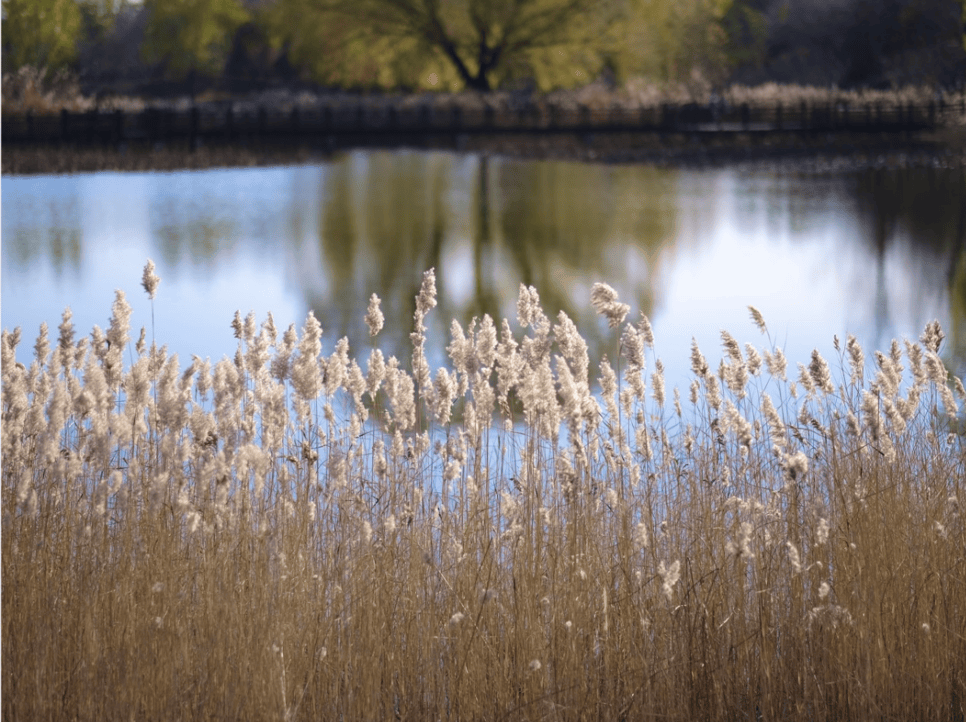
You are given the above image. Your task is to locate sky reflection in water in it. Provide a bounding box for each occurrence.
[3,151,964,395]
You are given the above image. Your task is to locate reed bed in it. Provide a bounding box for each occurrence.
[3,263,965,721]
[1,65,146,115]
[5,65,963,120]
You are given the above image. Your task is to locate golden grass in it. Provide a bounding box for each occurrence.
[3,266,965,721]
[1,66,145,115]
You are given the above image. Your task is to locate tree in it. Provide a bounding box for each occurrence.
[1,0,83,72]
[141,0,249,81]
[77,0,128,35]
[720,0,767,71]
[270,0,621,91]
[615,0,734,87]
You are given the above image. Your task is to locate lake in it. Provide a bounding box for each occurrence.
[3,150,964,395]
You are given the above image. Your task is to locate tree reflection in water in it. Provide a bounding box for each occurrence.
[305,151,678,369]
[2,153,963,382]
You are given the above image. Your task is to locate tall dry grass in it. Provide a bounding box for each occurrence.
[1,65,145,115]
[3,263,965,721]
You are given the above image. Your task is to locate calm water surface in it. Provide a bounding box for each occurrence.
[3,151,965,392]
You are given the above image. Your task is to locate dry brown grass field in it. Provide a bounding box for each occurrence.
[3,264,965,721]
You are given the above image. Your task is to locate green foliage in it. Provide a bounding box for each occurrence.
[264,0,445,89]
[269,0,620,91]
[1,0,83,72]
[141,0,249,79]
[615,0,734,86]
[721,0,768,69]
[77,0,126,42]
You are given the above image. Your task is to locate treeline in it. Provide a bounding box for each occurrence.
[2,0,965,99]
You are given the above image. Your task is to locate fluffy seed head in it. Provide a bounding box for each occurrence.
[721,331,742,365]
[517,284,540,329]
[635,521,649,549]
[290,311,324,401]
[764,347,787,381]
[784,450,809,481]
[816,517,830,545]
[725,401,753,450]
[639,315,655,348]
[365,294,384,337]
[651,360,665,407]
[920,320,944,353]
[690,339,709,378]
[141,259,161,300]
[797,363,816,396]
[745,344,762,375]
[748,306,767,334]
[415,268,437,318]
[590,283,630,329]
[57,308,75,368]
[104,291,132,386]
[658,560,681,602]
[786,542,803,573]
[621,322,646,370]
[808,350,834,394]
[846,335,865,384]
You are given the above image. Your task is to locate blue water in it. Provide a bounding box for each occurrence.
[3,151,963,396]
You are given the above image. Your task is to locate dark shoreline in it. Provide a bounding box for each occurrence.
[4,127,965,175]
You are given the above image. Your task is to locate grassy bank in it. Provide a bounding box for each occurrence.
[4,82,965,175]
[3,265,965,720]
[0,143,337,175]
[4,129,965,175]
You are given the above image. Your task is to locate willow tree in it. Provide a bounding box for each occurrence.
[141,0,249,81]
[1,0,83,72]
[270,0,621,91]
[616,0,734,86]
